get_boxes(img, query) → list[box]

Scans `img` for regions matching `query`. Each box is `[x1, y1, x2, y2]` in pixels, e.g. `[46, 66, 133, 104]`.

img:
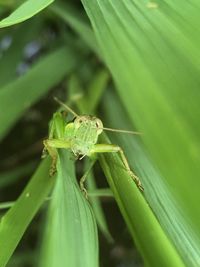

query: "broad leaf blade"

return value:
[40, 150, 98, 267]
[81, 1, 200, 266]
[103, 91, 200, 267]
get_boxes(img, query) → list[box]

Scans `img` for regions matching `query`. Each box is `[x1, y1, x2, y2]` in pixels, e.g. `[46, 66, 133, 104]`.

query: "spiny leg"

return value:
[117, 148, 144, 191]
[90, 144, 144, 191]
[43, 140, 58, 176]
[43, 139, 71, 176]
[42, 111, 70, 176]
[42, 112, 66, 159]
[80, 158, 97, 198]
[41, 121, 56, 159]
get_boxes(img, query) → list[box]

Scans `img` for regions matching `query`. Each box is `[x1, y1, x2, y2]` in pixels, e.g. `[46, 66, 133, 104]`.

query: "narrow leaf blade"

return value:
[0, 158, 53, 267]
[0, 46, 77, 141]
[0, 0, 54, 28]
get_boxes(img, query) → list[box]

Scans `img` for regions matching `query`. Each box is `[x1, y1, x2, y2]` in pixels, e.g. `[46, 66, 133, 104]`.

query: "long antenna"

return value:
[54, 97, 79, 117]
[102, 127, 141, 135]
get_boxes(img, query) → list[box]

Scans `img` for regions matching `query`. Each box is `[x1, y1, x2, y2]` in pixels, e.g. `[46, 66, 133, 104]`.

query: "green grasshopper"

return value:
[43, 98, 143, 194]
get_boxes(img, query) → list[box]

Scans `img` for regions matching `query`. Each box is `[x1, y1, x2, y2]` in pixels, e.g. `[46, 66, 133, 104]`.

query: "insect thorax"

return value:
[64, 115, 103, 157]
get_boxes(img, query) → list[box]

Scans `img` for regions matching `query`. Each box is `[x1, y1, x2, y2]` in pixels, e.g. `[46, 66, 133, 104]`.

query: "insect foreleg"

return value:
[90, 144, 143, 191]
[43, 139, 71, 176]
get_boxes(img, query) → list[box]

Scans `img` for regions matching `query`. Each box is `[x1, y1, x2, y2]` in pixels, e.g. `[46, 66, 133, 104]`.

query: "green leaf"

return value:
[84, 160, 113, 243]
[99, 133, 185, 267]
[102, 90, 200, 267]
[0, 17, 42, 87]
[0, 201, 15, 210]
[88, 188, 113, 198]
[86, 69, 109, 113]
[81, 1, 200, 266]
[0, 0, 54, 28]
[50, 2, 99, 56]
[39, 150, 98, 267]
[0, 46, 77, 141]
[0, 158, 54, 267]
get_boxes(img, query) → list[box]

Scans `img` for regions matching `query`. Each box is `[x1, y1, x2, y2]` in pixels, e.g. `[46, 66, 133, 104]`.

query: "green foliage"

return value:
[50, 2, 99, 55]
[0, 18, 42, 87]
[0, 1, 200, 267]
[0, 158, 53, 267]
[0, 46, 77, 141]
[39, 150, 98, 267]
[81, 1, 200, 266]
[0, 0, 54, 28]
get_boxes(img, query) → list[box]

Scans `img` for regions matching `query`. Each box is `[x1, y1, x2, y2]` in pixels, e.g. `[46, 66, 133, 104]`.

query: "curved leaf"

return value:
[0, 46, 77, 141]
[0, 158, 53, 267]
[81, 1, 200, 266]
[0, 0, 54, 28]
[39, 150, 98, 267]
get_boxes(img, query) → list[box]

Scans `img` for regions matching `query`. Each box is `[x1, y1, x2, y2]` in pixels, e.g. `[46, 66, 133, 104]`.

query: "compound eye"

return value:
[95, 118, 103, 134]
[74, 116, 84, 128]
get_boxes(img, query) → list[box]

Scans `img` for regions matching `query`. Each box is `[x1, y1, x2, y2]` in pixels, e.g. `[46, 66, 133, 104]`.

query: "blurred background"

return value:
[0, 1, 143, 266]
[1, 1, 200, 267]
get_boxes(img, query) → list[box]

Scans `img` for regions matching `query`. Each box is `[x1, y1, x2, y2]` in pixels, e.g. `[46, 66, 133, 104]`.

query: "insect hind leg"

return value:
[117, 148, 144, 191]
[91, 144, 144, 191]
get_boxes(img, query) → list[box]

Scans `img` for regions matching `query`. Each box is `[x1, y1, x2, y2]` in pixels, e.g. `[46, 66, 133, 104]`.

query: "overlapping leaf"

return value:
[0, 0, 54, 28]
[81, 1, 200, 266]
[39, 151, 98, 267]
